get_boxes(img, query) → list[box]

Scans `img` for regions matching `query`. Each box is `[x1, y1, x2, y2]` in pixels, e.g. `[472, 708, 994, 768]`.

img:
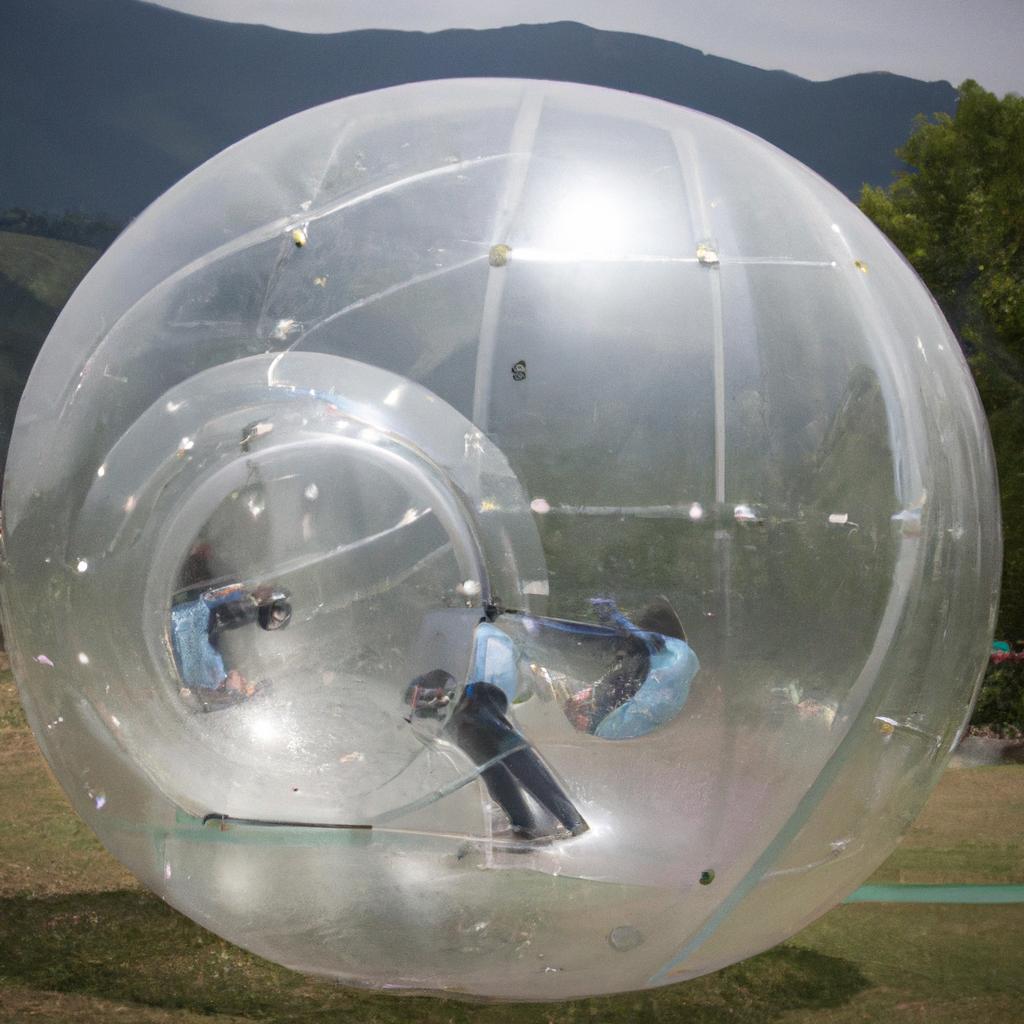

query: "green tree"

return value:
[860, 80, 1024, 639]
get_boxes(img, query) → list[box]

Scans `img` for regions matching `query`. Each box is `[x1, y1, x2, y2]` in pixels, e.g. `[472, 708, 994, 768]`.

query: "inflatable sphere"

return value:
[0, 79, 1000, 1000]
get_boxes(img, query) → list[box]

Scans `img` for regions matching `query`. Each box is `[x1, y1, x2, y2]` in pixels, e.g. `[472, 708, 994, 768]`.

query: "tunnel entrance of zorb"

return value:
[134, 353, 550, 832]
[169, 435, 480, 708]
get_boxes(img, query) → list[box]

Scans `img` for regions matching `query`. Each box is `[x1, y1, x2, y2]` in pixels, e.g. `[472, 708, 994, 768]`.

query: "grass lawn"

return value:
[1, 655, 1021, 1022]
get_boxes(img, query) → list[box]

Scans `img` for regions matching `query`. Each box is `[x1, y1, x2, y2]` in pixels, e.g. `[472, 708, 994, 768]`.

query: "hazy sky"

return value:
[148, 0, 1024, 96]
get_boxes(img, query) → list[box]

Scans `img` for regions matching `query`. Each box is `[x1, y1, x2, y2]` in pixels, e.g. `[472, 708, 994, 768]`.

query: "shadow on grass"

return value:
[0, 889, 869, 1022]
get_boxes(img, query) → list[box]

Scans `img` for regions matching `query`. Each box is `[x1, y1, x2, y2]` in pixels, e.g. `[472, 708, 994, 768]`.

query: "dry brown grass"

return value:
[867, 767, 1024, 884]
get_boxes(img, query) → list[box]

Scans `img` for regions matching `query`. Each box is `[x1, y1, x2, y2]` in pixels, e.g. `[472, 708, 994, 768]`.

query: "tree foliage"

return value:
[860, 81, 1024, 639]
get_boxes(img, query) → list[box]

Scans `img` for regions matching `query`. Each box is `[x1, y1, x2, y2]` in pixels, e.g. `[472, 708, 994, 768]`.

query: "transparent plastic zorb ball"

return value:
[0, 80, 1000, 999]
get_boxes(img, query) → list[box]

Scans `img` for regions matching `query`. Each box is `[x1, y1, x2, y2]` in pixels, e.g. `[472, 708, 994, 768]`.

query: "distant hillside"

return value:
[1, 0, 957, 220]
[0, 232, 100, 480]
[0, 209, 123, 252]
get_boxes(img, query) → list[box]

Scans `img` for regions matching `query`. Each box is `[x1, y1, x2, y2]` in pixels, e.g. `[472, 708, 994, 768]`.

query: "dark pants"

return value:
[450, 682, 588, 839]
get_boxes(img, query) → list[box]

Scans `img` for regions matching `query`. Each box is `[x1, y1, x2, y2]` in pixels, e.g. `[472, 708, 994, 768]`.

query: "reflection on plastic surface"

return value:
[0, 79, 1000, 1000]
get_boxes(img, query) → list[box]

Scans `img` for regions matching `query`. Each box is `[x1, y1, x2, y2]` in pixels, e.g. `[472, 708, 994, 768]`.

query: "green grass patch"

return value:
[0, 889, 870, 1023]
[0, 659, 135, 898]
[785, 903, 1024, 1021]
[3, 896, 1019, 1024]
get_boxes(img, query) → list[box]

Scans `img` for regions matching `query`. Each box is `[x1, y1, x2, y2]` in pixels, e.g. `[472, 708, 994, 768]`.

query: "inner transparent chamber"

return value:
[0, 80, 1000, 999]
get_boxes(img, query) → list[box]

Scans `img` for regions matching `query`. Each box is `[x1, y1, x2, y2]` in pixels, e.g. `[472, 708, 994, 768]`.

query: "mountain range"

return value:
[2, 0, 958, 220]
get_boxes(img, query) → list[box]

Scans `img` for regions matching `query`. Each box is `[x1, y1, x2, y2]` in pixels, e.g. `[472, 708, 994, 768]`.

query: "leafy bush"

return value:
[971, 659, 1024, 736]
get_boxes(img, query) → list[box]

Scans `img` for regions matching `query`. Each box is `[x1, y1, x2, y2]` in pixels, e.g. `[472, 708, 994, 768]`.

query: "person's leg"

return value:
[504, 748, 589, 836]
[478, 761, 540, 837]
[451, 682, 589, 838]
